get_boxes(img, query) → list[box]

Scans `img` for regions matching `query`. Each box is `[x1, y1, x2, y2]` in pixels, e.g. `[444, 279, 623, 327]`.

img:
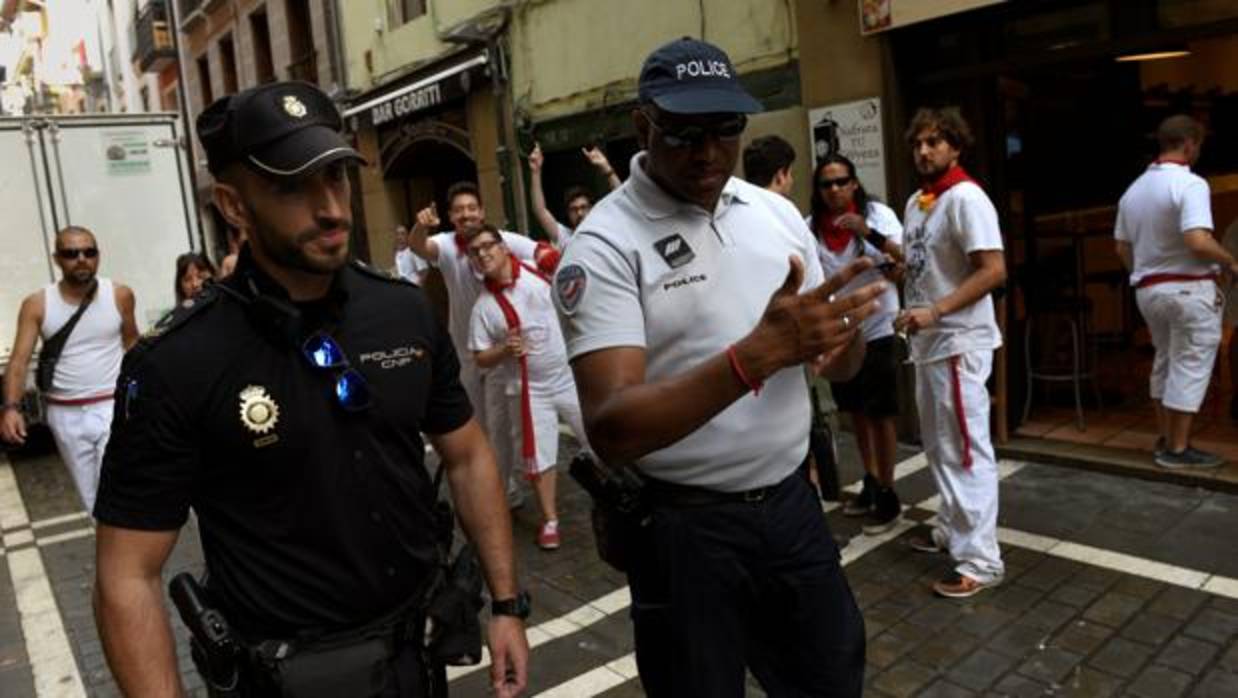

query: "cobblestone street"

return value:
[2, 428, 1237, 697]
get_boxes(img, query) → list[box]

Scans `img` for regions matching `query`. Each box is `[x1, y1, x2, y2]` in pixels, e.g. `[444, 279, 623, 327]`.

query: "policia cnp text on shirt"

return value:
[92, 82, 530, 698]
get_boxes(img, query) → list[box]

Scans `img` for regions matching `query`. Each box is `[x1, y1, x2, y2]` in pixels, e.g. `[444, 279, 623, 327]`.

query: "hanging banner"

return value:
[860, 0, 1006, 35]
[807, 98, 886, 203]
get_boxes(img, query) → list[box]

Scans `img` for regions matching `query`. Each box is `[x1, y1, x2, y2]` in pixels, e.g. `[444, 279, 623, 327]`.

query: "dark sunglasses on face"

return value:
[56, 247, 99, 260]
[302, 332, 372, 412]
[818, 176, 853, 190]
[643, 110, 747, 148]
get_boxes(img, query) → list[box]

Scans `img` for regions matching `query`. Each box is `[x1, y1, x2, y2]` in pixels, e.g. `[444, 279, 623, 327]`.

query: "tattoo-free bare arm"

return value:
[933, 250, 1007, 317]
[1115, 240, 1133, 272]
[429, 420, 517, 600]
[116, 285, 139, 350]
[95, 526, 185, 698]
[3, 294, 41, 407]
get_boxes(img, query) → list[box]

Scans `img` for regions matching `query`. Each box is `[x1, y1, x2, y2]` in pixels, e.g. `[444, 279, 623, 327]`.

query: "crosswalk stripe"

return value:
[0, 457, 87, 698]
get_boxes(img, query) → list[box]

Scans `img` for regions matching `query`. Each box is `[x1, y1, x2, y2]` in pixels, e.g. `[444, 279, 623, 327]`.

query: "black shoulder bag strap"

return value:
[36, 281, 99, 393]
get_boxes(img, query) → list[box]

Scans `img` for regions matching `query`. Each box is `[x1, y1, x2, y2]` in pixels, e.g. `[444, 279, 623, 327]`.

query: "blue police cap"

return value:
[637, 37, 763, 115]
[197, 81, 364, 178]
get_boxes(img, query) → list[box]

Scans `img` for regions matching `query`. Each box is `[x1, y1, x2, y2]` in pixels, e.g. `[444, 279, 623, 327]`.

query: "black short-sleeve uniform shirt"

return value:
[94, 253, 472, 637]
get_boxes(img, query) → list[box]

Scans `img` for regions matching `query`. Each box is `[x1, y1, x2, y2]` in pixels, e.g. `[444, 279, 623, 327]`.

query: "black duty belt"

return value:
[644, 467, 805, 508]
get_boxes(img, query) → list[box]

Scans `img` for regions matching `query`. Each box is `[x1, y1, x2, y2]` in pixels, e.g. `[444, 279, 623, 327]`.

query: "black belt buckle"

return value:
[742, 487, 769, 504]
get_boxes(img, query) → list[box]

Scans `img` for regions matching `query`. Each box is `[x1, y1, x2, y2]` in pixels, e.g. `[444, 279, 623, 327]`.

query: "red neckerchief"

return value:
[454, 232, 468, 254]
[1154, 157, 1190, 168]
[483, 257, 550, 478]
[917, 165, 975, 211]
[818, 201, 858, 253]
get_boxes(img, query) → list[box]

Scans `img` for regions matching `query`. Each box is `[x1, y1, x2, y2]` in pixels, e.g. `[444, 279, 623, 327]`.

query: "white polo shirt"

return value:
[1114, 162, 1215, 285]
[395, 248, 429, 284]
[901, 181, 1004, 363]
[810, 200, 904, 343]
[554, 152, 824, 492]
[429, 230, 540, 362]
[468, 269, 575, 398]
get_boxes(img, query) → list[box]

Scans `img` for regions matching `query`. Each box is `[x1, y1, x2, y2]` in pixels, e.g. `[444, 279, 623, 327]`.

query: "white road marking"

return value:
[0, 457, 87, 698]
[30, 511, 90, 530]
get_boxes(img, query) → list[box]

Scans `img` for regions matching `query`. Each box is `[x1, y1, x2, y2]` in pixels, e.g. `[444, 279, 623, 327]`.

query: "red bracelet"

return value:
[726, 345, 763, 395]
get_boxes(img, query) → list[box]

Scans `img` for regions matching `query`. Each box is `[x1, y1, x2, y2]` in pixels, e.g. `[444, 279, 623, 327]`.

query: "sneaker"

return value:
[537, 520, 561, 550]
[843, 474, 877, 517]
[908, 529, 944, 553]
[1153, 437, 1167, 458]
[1155, 447, 1224, 470]
[862, 486, 902, 535]
[933, 572, 1000, 598]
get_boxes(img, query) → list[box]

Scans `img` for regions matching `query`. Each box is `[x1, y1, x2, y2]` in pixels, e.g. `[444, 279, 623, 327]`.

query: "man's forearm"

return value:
[578, 351, 749, 465]
[95, 576, 185, 698]
[474, 347, 508, 370]
[446, 450, 517, 599]
[935, 260, 1006, 317]
[1186, 233, 1238, 267]
[3, 358, 28, 405]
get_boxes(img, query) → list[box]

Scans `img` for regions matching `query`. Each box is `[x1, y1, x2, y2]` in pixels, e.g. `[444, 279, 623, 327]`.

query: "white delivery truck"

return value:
[1, 112, 201, 418]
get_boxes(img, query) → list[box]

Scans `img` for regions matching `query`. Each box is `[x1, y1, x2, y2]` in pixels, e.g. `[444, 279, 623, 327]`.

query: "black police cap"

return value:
[197, 81, 364, 178]
[638, 37, 762, 115]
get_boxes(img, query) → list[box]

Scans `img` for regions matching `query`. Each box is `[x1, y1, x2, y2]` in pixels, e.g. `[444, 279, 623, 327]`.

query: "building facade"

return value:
[175, 0, 348, 258]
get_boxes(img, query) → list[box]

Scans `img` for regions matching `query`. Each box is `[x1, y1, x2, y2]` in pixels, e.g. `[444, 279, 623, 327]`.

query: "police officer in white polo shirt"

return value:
[554, 37, 883, 698]
[1115, 114, 1238, 468]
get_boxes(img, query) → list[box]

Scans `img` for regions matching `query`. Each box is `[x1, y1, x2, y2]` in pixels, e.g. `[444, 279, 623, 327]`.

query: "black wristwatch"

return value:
[491, 591, 531, 620]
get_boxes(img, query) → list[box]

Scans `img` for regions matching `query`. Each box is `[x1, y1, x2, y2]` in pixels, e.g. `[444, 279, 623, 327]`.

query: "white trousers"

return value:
[915, 351, 1004, 584]
[509, 386, 591, 476]
[482, 371, 519, 490]
[1136, 280, 1223, 413]
[45, 399, 114, 513]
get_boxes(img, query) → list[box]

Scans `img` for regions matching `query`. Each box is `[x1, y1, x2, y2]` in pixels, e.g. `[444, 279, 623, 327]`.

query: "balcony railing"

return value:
[287, 50, 318, 85]
[132, 0, 177, 73]
[178, 0, 203, 18]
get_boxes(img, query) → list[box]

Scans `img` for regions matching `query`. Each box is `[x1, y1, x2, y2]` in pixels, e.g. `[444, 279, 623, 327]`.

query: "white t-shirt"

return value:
[901, 181, 1004, 363]
[428, 230, 540, 362]
[394, 248, 428, 284]
[1114, 162, 1215, 285]
[554, 222, 574, 248]
[554, 152, 824, 492]
[810, 200, 903, 343]
[469, 267, 575, 398]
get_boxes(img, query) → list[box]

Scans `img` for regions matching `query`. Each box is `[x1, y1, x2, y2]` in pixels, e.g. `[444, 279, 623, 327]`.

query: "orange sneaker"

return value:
[933, 573, 999, 598]
[537, 520, 561, 550]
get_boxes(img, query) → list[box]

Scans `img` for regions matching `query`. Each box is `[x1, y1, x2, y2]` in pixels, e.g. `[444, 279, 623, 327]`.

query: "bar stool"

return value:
[1022, 296, 1103, 431]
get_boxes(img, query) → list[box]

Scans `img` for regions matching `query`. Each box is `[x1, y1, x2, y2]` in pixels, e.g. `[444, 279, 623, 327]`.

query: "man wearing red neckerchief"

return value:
[466, 225, 592, 551]
[407, 183, 556, 509]
[895, 107, 1007, 599]
[1115, 114, 1238, 469]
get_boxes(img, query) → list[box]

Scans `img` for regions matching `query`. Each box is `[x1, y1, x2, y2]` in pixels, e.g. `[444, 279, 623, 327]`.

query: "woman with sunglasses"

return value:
[808, 153, 905, 534]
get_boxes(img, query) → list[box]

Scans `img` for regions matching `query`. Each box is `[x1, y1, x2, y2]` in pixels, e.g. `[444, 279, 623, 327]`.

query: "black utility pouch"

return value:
[424, 544, 484, 666]
[590, 503, 638, 573]
[273, 636, 393, 698]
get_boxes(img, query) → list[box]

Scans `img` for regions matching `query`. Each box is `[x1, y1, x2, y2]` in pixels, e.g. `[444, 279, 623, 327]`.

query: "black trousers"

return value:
[626, 473, 866, 698]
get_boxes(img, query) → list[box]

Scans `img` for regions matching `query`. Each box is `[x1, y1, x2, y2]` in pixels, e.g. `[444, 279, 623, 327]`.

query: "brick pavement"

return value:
[2, 428, 1238, 697]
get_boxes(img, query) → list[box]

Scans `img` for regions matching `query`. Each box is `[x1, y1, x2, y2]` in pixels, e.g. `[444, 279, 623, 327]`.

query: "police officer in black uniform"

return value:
[93, 82, 530, 698]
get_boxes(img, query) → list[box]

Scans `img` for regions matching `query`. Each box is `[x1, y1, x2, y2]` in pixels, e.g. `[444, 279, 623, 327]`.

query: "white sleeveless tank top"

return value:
[40, 278, 124, 400]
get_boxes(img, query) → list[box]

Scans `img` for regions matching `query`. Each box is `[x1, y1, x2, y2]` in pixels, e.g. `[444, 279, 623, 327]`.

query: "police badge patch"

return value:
[653, 234, 695, 269]
[239, 385, 280, 446]
[556, 264, 587, 314]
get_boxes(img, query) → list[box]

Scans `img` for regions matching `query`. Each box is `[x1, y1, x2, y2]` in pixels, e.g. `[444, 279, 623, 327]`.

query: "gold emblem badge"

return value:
[239, 385, 280, 435]
[283, 95, 308, 118]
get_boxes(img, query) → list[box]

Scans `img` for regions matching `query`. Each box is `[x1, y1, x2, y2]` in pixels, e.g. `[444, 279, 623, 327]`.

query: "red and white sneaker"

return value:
[537, 520, 561, 550]
[933, 572, 1000, 598]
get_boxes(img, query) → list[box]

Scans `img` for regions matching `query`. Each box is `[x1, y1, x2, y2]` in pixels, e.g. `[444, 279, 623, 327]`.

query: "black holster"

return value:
[569, 454, 649, 574]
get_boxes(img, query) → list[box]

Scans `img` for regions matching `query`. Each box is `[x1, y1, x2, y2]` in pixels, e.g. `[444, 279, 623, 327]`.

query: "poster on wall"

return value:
[860, 0, 1006, 35]
[807, 98, 886, 203]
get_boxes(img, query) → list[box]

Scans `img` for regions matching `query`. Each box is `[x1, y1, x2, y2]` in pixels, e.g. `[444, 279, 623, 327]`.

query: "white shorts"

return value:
[1136, 280, 1223, 413]
[45, 399, 114, 513]
[510, 387, 589, 477]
